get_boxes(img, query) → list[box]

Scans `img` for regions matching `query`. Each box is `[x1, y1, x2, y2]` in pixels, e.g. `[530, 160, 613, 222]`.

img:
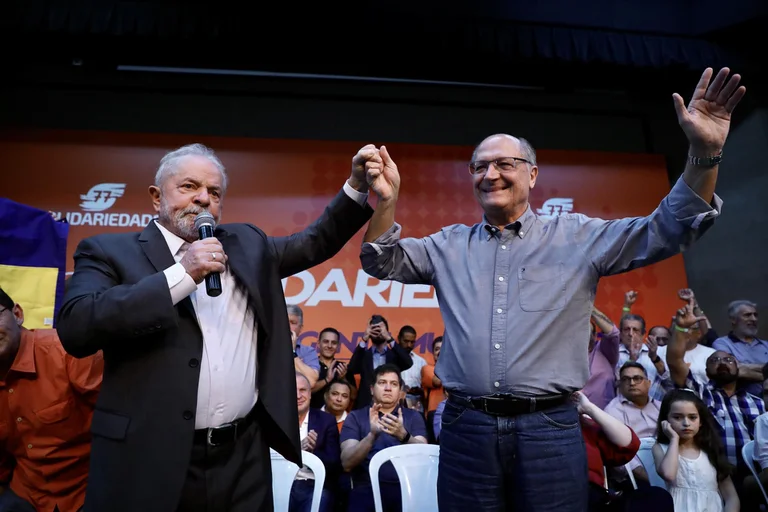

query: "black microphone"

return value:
[194, 211, 222, 297]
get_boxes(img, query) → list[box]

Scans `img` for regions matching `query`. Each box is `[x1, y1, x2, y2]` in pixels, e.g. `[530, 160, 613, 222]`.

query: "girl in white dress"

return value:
[652, 389, 740, 512]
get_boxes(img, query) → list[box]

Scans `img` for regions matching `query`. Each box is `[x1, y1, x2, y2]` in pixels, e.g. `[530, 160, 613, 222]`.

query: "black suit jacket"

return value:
[56, 189, 372, 512]
[306, 408, 341, 490]
[347, 342, 413, 409]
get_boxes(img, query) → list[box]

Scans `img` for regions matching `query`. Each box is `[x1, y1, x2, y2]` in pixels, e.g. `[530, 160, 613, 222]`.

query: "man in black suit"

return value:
[56, 143, 376, 512]
[290, 372, 340, 512]
[347, 314, 413, 409]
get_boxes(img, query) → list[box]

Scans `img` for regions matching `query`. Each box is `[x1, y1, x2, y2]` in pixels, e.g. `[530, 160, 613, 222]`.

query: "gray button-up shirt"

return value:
[360, 177, 722, 396]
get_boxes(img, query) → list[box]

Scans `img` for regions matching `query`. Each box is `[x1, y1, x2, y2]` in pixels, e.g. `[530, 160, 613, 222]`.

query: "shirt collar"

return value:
[154, 220, 187, 258]
[481, 205, 536, 241]
[728, 331, 764, 345]
[9, 329, 37, 376]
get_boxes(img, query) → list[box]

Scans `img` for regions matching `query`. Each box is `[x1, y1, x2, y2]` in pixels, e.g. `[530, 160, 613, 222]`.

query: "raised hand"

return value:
[180, 238, 228, 284]
[624, 290, 638, 307]
[365, 146, 401, 202]
[673, 67, 745, 154]
[675, 298, 707, 329]
[369, 404, 383, 436]
[678, 288, 695, 302]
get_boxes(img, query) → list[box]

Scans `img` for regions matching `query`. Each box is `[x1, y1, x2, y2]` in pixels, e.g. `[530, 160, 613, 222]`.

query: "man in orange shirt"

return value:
[0, 287, 102, 512]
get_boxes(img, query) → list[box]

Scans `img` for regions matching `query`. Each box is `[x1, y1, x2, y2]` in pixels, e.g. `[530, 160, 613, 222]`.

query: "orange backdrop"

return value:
[1, 129, 687, 363]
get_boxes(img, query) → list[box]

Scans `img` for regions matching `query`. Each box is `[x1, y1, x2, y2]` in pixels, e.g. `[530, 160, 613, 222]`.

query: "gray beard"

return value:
[158, 199, 218, 242]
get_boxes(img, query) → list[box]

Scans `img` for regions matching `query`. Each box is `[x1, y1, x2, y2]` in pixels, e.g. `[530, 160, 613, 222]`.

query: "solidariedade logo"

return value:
[50, 183, 155, 227]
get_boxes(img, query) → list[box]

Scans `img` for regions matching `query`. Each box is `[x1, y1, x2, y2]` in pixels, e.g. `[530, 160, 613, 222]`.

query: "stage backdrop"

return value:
[1, 129, 688, 363]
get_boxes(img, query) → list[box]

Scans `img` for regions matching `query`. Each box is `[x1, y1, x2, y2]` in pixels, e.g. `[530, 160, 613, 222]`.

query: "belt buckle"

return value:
[481, 395, 501, 415]
[207, 422, 236, 447]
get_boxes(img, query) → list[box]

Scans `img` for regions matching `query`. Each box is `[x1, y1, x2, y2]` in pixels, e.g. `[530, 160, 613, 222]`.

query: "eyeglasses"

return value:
[708, 356, 736, 364]
[468, 157, 531, 175]
[620, 375, 646, 384]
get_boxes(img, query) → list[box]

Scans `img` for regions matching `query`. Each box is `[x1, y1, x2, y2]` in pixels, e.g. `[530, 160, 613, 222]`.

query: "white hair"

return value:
[728, 300, 757, 320]
[155, 143, 228, 192]
[471, 134, 537, 166]
[287, 304, 304, 325]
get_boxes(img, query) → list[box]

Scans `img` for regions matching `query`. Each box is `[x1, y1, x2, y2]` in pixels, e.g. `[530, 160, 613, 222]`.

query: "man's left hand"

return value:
[380, 408, 407, 440]
[673, 67, 745, 155]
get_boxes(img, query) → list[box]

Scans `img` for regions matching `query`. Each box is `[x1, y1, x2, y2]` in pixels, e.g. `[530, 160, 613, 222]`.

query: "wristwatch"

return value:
[400, 431, 411, 444]
[687, 151, 722, 167]
[652, 355, 661, 364]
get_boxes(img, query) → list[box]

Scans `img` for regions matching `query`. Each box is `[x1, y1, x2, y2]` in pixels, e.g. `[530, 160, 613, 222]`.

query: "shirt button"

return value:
[182, 410, 194, 420]
[27, 444, 32, 449]
[501, 245, 507, 250]
[520, 231, 525, 236]
[496, 308, 502, 314]
[7, 389, 12, 393]
[495, 344, 501, 349]
[498, 276, 504, 282]
[494, 381, 500, 388]
[189, 358, 200, 368]
[16, 417, 22, 423]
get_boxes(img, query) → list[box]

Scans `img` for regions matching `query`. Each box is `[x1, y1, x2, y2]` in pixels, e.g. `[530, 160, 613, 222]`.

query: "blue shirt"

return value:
[340, 406, 427, 485]
[295, 343, 320, 372]
[361, 177, 721, 396]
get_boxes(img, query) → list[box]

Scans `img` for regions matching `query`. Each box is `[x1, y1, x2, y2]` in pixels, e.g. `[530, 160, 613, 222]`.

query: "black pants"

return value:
[588, 483, 674, 512]
[176, 419, 271, 512]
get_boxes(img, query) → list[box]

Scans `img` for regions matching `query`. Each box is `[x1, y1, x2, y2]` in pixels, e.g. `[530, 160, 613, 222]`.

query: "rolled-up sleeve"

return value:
[573, 176, 722, 277]
[360, 223, 435, 284]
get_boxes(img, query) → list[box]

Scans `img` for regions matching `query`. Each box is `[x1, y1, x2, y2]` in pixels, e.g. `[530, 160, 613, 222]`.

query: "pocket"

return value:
[518, 263, 566, 312]
[34, 399, 72, 424]
[91, 409, 131, 441]
[538, 406, 579, 429]
[441, 400, 468, 427]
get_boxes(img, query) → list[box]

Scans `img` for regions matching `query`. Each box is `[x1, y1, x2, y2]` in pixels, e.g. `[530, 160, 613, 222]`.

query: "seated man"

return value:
[322, 379, 352, 433]
[290, 372, 341, 512]
[288, 305, 321, 386]
[340, 363, 427, 512]
[605, 362, 661, 483]
[0, 286, 103, 512]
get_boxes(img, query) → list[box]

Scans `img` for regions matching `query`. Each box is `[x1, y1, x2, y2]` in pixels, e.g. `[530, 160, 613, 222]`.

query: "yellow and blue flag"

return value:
[0, 198, 69, 329]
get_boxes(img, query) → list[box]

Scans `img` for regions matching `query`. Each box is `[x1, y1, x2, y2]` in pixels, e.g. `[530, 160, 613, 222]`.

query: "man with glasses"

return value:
[357, 68, 744, 511]
[0, 286, 103, 512]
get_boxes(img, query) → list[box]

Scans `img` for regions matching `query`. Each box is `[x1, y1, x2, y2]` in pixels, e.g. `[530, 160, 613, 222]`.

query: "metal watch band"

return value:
[687, 151, 723, 167]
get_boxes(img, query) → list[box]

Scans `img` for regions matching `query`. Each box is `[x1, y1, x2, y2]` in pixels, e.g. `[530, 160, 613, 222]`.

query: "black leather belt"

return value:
[193, 407, 257, 447]
[449, 392, 570, 416]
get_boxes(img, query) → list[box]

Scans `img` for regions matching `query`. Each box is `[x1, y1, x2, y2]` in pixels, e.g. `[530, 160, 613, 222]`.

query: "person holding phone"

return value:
[346, 314, 414, 409]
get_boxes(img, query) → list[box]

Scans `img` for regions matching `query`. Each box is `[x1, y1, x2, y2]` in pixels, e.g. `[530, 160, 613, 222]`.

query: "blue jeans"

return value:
[438, 400, 588, 512]
[0, 489, 36, 512]
[288, 479, 333, 512]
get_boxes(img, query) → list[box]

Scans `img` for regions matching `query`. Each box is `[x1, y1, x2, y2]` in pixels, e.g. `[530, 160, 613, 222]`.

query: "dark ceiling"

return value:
[3, 0, 767, 95]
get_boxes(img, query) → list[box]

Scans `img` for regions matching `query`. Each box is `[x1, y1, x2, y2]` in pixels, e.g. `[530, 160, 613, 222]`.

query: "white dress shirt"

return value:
[159, 182, 369, 429]
[755, 412, 768, 470]
[401, 352, 428, 391]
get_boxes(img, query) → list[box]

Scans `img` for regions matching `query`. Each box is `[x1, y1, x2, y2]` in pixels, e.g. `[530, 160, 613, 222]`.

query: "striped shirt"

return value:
[686, 370, 765, 467]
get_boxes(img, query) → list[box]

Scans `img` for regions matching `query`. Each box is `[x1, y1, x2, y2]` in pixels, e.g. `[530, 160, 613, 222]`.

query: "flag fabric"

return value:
[0, 198, 69, 329]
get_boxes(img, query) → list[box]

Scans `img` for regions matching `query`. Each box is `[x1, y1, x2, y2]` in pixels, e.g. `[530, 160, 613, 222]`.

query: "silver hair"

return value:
[287, 304, 304, 325]
[154, 143, 228, 192]
[471, 134, 537, 166]
[728, 300, 758, 320]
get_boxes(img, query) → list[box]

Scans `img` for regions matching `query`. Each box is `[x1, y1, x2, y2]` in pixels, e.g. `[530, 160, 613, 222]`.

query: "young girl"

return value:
[652, 389, 740, 512]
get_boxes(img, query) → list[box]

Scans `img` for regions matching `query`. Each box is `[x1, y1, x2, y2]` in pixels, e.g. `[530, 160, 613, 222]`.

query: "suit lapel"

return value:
[138, 222, 196, 319]
[218, 228, 270, 335]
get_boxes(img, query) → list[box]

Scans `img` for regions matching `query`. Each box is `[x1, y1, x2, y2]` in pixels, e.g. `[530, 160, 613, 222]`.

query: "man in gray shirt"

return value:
[356, 67, 744, 512]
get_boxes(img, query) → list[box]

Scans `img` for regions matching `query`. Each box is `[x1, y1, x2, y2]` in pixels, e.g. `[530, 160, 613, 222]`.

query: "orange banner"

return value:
[2, 129, 688, 363]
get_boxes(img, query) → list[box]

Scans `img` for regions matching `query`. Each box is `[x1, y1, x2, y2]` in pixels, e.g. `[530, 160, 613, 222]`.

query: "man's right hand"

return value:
[369, 404, 383, 436]
[364, 145, 400, 202]
[624, 290, 638, 307]
[180, 238, 228, 284]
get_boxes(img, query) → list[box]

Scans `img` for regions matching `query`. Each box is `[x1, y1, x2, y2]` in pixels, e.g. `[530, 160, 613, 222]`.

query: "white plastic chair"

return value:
[270, 448, 326, 512]
[636, 437, 666, 488]
[368, 444, 440, 512]
[742, 440, 768, 506]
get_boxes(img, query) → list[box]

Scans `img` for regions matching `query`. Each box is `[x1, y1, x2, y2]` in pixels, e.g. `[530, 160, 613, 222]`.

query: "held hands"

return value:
[301, 430, 318, 452]
[180, 238, 228, 284]
[673, 67, 746, 155]
[661, 420, 679, 441]
[352, 144, 400, 202]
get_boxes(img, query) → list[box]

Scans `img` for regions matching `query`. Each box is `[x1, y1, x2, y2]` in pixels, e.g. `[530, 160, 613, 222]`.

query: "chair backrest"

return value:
[270, 449, 327, 512]
[636, 437, 666, 488]
[742, 440, 768, 506]
[368, 444, 440, 512]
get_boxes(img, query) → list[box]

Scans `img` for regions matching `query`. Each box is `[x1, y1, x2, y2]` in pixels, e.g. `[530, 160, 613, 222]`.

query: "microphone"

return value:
[194, 211, 222, 297]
